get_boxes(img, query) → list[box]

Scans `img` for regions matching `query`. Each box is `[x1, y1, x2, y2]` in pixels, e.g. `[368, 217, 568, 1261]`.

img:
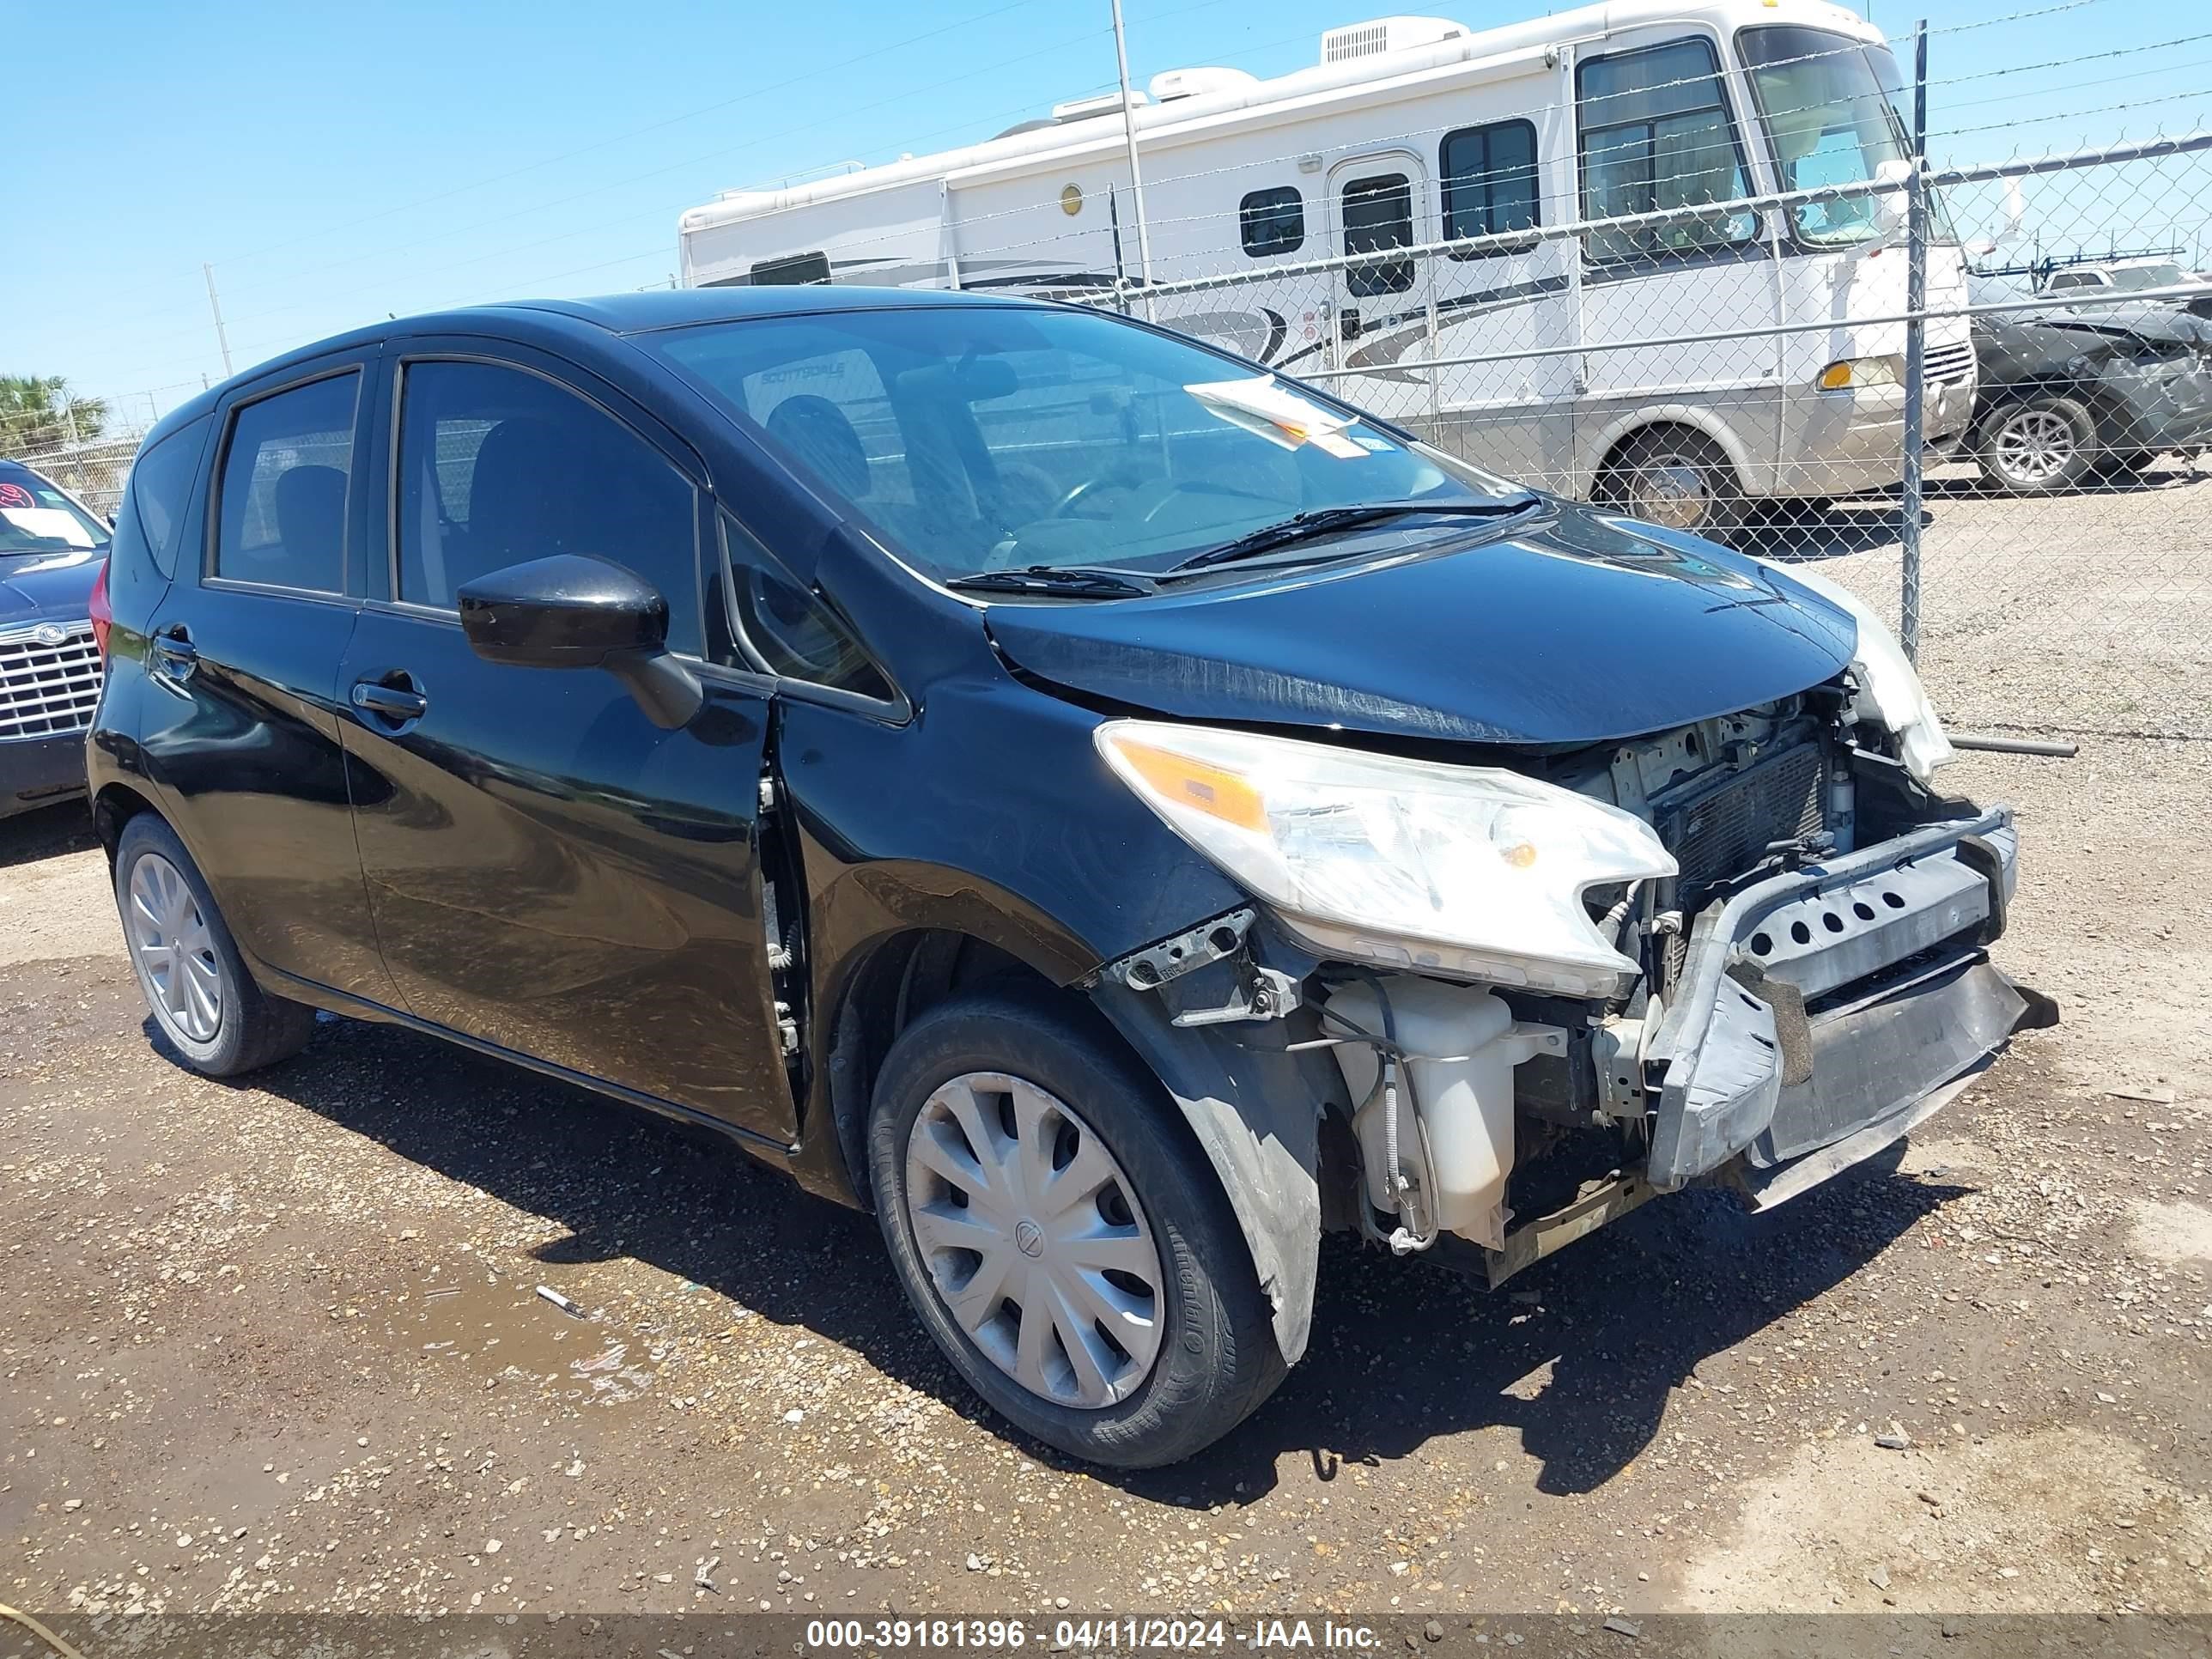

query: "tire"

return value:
[868, 987, 1285, 1468]
[113, 814, 318, 1077]
[1596, 426, 1747, 543]
[1975, 395, 2098, 494]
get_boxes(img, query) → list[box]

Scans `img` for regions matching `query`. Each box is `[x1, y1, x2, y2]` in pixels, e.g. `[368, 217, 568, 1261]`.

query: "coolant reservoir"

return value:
[1327, 977, 1547, 1250]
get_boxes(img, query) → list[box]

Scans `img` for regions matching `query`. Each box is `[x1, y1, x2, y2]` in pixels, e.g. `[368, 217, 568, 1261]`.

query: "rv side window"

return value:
[750, 252, 832, 286]
[1577, 37, 1755, 263]
[1239, 186, 1305, 258]
[1440, 120, 1540, 252]
[1341, 173, 1414, 297]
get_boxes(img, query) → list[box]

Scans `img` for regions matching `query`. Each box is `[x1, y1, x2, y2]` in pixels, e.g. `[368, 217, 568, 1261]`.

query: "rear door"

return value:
[137, 351, 398, 1002]
[335, 340, 790, 1141]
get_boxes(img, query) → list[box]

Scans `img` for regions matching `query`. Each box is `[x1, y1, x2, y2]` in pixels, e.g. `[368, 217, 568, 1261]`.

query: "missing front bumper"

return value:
[1644, 806, 2031, 1194]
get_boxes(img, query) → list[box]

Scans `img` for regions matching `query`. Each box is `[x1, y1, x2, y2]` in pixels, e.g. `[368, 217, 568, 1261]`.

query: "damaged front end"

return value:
[1089, 602, 2042, 1322]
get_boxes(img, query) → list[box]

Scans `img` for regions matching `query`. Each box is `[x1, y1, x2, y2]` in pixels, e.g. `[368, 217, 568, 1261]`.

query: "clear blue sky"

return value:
[7, 0, 2206, 426]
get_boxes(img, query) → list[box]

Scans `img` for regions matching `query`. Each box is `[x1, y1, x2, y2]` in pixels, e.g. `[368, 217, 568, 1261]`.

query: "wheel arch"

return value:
[1582, 407, 1758, 500]
[92, 780, 161, 866]
[805, 921, 1327, 1368]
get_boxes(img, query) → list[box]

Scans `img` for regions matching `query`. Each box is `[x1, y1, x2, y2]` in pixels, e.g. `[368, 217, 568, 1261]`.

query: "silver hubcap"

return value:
[903, 1073, 1164, 1410]
[1626, 458, 1713, 530]
[126, 853, 222, 1045]
[1996, 408, 2076, 483]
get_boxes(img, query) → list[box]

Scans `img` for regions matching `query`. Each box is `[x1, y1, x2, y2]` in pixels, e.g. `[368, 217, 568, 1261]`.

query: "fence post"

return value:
[1899, 19, 1930, 664]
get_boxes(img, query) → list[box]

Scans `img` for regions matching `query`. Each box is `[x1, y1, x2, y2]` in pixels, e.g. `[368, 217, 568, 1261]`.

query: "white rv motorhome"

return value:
[678, 0, 1978, 536]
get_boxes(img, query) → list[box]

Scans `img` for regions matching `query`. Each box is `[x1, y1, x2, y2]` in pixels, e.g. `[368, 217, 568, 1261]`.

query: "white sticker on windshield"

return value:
[0, 507, 98, 548]
[1183, 375, 1360, 454]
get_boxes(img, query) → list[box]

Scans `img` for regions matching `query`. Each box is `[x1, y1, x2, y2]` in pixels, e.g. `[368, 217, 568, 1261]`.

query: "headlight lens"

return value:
[1818, 356, 1902, 390]
[1759, 562, 1954, 783]
[1096, 720, 1676, 997]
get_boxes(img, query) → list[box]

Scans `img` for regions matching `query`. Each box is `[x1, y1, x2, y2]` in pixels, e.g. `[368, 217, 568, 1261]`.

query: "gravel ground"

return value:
[2, 735, 2208, 1643]
[1750, 458, 2212, 741]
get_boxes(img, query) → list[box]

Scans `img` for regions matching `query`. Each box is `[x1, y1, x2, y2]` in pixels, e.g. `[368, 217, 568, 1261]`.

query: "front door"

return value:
[336, 345, 790, 1141]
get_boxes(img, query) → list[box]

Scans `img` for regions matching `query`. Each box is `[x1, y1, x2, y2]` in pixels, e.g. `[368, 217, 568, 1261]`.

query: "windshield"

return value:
[645, 305, 1527, 586]
[2109, 263, 2186, 291]
[0, 464, 110, 556]
[1738, 27, 1954, 247]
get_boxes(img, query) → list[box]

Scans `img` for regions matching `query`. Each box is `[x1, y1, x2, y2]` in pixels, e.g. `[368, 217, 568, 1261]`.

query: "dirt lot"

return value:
[1747, 459, 2212, 742]
[3, 731, 2209, 1648]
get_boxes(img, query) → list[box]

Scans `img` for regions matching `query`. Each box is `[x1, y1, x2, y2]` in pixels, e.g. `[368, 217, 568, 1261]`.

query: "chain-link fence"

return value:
[1099, 127, 2212, 743]
[13, 433, 146, 520]
[684, 9, 2211, 742]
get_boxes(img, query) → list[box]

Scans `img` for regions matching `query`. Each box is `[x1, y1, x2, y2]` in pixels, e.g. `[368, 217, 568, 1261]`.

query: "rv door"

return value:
[1323, 151, 1437, 421]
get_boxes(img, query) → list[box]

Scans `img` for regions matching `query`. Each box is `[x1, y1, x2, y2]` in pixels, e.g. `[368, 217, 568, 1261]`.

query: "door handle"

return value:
[152, 628, 198, 680]
[351, 676, 428, 725]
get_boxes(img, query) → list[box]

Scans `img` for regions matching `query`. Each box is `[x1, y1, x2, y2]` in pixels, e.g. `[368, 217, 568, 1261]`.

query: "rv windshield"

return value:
[1739, 26, 1916, 247]
[647, 305, 1528, 587]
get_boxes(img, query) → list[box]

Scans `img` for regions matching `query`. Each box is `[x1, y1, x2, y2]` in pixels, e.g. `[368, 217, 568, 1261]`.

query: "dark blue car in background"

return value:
[1, 459, 110, 817]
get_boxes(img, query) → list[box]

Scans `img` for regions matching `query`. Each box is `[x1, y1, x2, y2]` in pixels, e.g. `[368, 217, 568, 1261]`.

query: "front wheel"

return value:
[1976, 395, 2098, 494]
[868, 988, 1284, 1468]
[114, 814, 317, 1076]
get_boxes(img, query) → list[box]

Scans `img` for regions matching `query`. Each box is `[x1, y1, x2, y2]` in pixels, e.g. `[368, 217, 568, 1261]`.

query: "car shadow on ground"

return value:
[212, 1012, 1962, 1509]
[1733, 497, 1918, 562]
[0, 799, 98, 870]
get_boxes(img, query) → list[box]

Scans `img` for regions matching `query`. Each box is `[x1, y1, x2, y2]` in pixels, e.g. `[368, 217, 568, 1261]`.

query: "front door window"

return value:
[396, 360, 703, 652]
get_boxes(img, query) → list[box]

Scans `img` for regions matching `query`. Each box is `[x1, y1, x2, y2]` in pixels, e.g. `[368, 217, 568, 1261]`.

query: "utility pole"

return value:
[203, 263, 234, 380]
[1899, 19, 1929, 664]
[1109, 0, 1155, 314]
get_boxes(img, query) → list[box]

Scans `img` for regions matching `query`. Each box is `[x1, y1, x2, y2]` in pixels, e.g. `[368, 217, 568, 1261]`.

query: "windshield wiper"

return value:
[1164, 497, 1540, 575]
[945, 564, 1153, 598]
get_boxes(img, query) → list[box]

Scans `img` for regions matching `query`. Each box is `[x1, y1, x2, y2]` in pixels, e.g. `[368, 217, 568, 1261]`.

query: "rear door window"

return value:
[214, 373, 359, 592]
[395, 359, 703, 654]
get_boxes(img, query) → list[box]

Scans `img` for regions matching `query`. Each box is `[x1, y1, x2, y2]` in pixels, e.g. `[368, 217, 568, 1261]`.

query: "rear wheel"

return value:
[1976, 395, 2097, 493]
[868, 987, 1284, 1468]
[1597, 426, 1747, 542]
[114, 815, 317, 1076]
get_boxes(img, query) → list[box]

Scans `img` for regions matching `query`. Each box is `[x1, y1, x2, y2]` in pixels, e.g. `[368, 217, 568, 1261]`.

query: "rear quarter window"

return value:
[112, 420, 209, 581]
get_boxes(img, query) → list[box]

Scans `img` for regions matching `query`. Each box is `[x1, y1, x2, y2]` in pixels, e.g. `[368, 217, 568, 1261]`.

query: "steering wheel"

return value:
[1052, 476, 1283, 522]
[1050, 474, 1139, 520]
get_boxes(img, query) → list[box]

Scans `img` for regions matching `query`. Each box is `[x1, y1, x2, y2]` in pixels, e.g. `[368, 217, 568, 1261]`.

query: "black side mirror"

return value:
[458, 553, 702, 731]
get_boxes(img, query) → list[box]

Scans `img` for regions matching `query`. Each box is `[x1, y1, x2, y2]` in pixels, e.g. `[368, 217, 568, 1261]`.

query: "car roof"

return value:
[143, 285, 1054, 448]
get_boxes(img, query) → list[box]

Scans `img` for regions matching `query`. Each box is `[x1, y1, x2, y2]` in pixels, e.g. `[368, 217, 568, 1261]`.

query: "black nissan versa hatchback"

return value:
[87, 287, 2035, 1468]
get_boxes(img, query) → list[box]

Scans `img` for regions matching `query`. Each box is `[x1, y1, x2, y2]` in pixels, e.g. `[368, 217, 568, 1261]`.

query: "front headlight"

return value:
[1759, 562, 1954, 784]
[1818, 356, 1902, 390]
[1096, 720, 1676, 998]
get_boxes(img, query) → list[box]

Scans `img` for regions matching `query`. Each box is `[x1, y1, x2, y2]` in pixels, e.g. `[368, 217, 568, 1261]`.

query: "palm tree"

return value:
[0, 376, 110, 453]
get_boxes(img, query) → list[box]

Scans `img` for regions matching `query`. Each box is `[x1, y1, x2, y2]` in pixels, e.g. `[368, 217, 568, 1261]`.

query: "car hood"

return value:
[0, 550, 105, 629]
[983, 506, 1858, 747]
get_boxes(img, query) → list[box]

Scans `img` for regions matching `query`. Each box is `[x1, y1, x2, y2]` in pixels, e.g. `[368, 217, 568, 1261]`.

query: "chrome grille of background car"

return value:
[0, 623, 103, 742]
[1653, 742, 1829, 977]
[1924, 340, 1976, 385]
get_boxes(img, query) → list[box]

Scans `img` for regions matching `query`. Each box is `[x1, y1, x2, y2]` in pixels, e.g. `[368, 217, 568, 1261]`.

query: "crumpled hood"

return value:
[985, 506, 1858, 746]
[0, 550, 104, 630]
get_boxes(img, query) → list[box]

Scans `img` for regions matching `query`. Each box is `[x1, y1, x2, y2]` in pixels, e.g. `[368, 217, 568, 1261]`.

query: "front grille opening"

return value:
[0, 626, 102, 742]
